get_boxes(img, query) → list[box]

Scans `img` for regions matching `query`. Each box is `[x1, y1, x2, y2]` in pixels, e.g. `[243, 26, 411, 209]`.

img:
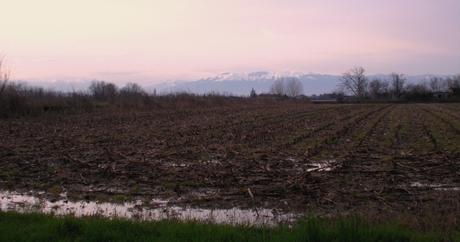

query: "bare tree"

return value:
[429, 77, 443, 92]
[89, 80, 119, 101]
[340, 67, 368, 99]
[270, 79, 285, 96]
[285, 77, 303, 97]
[250, 88, 257, 98]
[447, 75, 460, 96]
[120, 82, 145, 96]
[368, 79, 389, 99]
[0, 57, 10, 96]
[390, 73, 405, 99]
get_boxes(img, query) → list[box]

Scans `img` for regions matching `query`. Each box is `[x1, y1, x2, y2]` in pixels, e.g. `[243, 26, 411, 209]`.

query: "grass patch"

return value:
[0, 212, 456, 242]
[112, 194, 130, 203]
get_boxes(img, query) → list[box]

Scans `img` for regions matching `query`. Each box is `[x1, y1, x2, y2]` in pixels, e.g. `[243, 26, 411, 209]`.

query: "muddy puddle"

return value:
[0, 190, 300, 226]
[304, 159, 339, 172]
[286, 157, 340, 172]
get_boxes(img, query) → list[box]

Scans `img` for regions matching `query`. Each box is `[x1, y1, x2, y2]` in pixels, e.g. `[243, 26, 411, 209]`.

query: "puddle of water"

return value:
[200, 159, 222, 165]
[164, 162, 188, 168]
[410, 182, 460, 191]
[0, 190, 299, 226]
[286, 157, 339, 172]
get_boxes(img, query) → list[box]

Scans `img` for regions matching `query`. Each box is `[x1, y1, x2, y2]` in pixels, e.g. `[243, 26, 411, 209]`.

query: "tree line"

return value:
[1, 57, 460, 118]
[0, 78, 261, 117]
[339, 67, 460, 102]
[1, 75, 307, 118]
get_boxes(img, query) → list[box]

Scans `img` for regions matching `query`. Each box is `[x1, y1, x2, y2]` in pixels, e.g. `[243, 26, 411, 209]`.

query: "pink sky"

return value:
[1, 0, 459, 84]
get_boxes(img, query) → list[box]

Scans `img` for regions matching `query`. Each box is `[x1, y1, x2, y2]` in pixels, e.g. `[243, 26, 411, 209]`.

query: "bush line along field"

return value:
[1, 72, 460, 118]
[0, 212, 455, 242]
[1, 102, 459, 231]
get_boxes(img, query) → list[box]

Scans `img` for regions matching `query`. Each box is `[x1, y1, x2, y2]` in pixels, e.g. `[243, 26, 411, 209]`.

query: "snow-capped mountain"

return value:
[152, 72, 342, 96]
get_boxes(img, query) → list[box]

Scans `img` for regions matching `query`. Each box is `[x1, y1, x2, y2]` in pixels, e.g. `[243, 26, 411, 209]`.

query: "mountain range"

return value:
[151, 72, 444, 96]
[22, 72, 447, 96]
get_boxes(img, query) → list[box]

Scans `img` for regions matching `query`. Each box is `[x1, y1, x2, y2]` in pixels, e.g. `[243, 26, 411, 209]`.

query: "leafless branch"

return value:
[340, 67, 368, 99]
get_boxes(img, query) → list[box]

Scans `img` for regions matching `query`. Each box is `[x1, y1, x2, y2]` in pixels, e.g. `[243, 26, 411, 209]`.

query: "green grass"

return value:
[0, 212, 457, 242]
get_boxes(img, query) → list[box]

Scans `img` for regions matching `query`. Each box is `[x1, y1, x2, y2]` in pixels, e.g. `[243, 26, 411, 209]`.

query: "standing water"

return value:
[0, 190, 300, 227]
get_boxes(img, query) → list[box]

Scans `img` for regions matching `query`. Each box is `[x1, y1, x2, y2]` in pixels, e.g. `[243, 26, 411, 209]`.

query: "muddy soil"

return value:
[1, 103, 459, 228]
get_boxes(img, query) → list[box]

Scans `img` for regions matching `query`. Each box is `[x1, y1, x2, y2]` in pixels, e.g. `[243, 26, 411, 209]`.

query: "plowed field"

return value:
[1, 103, 459, 225]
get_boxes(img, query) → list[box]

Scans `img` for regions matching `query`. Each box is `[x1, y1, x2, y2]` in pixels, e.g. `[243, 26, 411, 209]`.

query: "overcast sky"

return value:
[1, 0, 459, 84]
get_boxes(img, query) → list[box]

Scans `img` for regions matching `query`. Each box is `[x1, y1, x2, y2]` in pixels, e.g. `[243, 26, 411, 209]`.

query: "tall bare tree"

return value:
[270, 79, 285, 96]
[340, 67, 368, 99]
[249, 88, 257, 98]
[368, 79, 389, 99]
[89, 80, 119, 101]
[120, 82, 145, 96]
[447, 75, 460, 96]
[285, 77, 303, 97]
[429, 77, 443, 92]
[390, 73, 405, 99]
[0, 57, 10, 96]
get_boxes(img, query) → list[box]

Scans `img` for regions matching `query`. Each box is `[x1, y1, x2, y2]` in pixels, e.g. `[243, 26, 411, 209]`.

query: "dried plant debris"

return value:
[1, 103, 459, 227]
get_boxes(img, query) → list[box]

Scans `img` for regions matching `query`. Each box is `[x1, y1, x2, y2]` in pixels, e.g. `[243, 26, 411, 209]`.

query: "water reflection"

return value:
[0, 190, 299, 226]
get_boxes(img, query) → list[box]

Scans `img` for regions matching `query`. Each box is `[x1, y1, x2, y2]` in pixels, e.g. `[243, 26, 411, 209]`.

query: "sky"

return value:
[1, 0, 460, 84]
